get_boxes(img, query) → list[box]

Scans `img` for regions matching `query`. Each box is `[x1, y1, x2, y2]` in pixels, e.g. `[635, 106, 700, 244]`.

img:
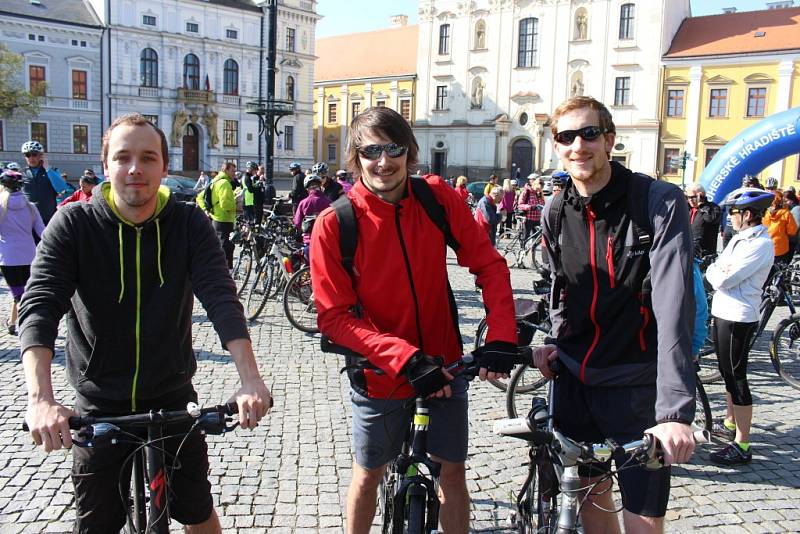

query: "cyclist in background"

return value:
[293, 173, 331, 260]
[705, 188, 774, 465]
[311, 106, 518, 534]
[20, 113, 271, 534]
[197, 161, 237, 270]
[550, 170, 569, 196]
[289, 162, 307, 207]
[761, 189, 797, 264]
[517, 173, 546, 240]
[685, 183, 721, 258]
[20, 140, 68, 225]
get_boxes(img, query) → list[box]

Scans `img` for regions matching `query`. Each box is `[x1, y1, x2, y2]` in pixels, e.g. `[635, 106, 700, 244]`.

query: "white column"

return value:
[770, 60, 795, 183]
[316, 88, 325, 162]
[390, 80, 399, 110]
[683, 65, 703, 184]
[339, 84, 349, 165]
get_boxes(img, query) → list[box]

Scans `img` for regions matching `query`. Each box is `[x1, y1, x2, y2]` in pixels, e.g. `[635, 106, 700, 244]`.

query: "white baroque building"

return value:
[87, 0, 318, 175]
[414, 0, 690, 180]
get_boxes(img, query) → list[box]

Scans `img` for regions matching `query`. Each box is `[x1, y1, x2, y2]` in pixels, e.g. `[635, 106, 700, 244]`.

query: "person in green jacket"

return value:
[197, 161, 237, 269]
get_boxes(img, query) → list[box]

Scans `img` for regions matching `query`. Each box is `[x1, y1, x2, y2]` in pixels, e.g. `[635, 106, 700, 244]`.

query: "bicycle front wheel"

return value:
[506, 363, 548, 418]
[378, 467, 398, 534]
[536, 461, 560, 534]
[232, 244, 254, 296]
[770, 316, 800, 390]
[696, 316, 722, 384]
[694, 377, 712, 433]
[245, 259, 276, 321]
[406, 492, 426, 534]
[283, 266, 319, 334]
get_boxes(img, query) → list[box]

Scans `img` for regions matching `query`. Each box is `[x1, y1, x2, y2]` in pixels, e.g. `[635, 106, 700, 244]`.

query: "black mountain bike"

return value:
[23, 402, 243, 533]
[495, 381, 710, 534]
[324, 339, 533, 534]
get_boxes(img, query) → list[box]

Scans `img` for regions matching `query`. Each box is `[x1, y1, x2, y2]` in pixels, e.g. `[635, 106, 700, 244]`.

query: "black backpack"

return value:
[320, 177, 464, 368]
[201, 178, 220, 215]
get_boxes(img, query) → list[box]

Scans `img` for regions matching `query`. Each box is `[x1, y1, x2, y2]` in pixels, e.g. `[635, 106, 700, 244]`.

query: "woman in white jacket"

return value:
[705, 187, 775, 465]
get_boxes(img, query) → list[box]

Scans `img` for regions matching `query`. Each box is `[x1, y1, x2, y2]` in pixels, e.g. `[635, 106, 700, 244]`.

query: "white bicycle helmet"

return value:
[304, 173, 322, 189]
[765, 176, 779, 190]
[21, 140, 44, 154]
[6, 162, 20, 171]
[311, 162, 328, 175]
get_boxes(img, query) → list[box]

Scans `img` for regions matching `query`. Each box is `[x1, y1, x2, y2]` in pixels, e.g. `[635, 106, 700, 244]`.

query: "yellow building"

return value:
[313, 18, 417, 170]
[659, 7, 800, 188]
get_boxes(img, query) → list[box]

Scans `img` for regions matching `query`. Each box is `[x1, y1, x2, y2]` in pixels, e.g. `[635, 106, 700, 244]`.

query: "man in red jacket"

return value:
[310, 107, 518, 534]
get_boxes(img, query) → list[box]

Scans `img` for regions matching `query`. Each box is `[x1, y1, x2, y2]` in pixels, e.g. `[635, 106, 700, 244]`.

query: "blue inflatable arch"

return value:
[699, 106, 800, 204]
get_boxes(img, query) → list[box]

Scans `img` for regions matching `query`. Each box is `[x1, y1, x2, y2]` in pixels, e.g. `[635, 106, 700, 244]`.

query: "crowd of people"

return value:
[7, 94, 796, 534]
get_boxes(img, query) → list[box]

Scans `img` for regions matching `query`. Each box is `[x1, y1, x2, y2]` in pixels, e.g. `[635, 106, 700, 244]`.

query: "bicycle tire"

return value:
[378, 467, 398, 534]
[513, 464, 536, 534]
[770, 316, 800, 390]
[694, 376, 712, 433]
[245, 259, 276, 321]
[283, 266, 319, 334]
[528, 233, 544, 271]
[506, 363, 549, 418]
[232, 244, 254, 296]
[697, 317, 722, 384]
[536, 461, 559, 534]
[501, 237, 523, 269]
[473, 318, 508, 392]
[406, 492, 426, 534]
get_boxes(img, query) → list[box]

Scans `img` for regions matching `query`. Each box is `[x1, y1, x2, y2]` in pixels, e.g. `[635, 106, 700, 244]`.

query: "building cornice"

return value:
[0, 13, 103, 34]
[112, 25, 263, 53]
[314, 74, 416, 86]
[663, 49, 800, 64]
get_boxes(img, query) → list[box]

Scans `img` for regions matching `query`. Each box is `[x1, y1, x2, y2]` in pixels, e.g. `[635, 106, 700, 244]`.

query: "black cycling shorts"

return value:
[713, 316, 757, 406]
[71, 398, 213, 533]
[553, 369, 670, 518]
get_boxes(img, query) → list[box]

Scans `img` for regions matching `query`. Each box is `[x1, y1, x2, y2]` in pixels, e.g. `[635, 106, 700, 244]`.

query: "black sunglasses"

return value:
[357, 143, 408, 160]
[554, 126, 606, 145]
[728, 208, 743, 215]
[24, 152, 40, 157]
[685, 195, 698, 200]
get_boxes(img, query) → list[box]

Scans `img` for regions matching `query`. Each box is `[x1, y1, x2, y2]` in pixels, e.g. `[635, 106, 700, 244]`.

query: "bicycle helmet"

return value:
[288, 162, 302, 171]
[246, 161, 258, 170]
[6, 162, 20, 171]
[0, 170, 24, 192]
[21, 141, 44, 154]
[721, 187, 774, 212]
[551, 171, 569, 188]
[741, 174, 762, 189]
[765, 176, 779, 190]
[304, 173, 322, 189]
[311, 162, 329, 176]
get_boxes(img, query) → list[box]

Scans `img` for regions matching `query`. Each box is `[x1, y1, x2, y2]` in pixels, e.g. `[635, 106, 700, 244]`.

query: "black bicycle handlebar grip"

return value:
[22, 416, 84, 432]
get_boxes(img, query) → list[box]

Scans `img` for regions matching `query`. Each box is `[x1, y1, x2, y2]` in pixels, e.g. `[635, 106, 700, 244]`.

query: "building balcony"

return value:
[70, 99, 89, 110]
[138, 86, 161, 98]
[221, 94, 241, 105]
[178, 88, 215, 103]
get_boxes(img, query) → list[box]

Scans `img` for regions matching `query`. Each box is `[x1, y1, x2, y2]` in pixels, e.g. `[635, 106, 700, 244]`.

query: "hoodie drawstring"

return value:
[155, 218, 164, 287]
[117, 223, 125, 303]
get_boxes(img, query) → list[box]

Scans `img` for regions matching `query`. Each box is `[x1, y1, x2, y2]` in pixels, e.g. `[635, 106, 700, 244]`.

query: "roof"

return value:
[315, 25, 418, 82]
[202, 0, 262, 14]
[0, 0, 101, 27]
[665, 7, 800, 58]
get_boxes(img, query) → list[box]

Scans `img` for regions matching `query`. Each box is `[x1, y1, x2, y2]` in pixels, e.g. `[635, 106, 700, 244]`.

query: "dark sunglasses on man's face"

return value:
[357, 143, 408, 160]
[685, 195, 698, 200]
[24, 152, 40, 158]
[554, 126, 606, 145]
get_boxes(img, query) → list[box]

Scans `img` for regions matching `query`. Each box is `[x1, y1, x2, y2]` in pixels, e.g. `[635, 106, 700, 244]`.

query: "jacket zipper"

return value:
[131, 227, 142, 411]
[579, 206, 602, 383]
[638, 292, 650, 351]
[394, 205, 425, 352]
[606, 234, 615, 288]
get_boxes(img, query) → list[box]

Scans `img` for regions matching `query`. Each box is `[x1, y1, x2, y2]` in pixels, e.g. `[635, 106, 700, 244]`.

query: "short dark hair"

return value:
[550, 96, 616, 137]
[345, 107, 418, 178]
[102, 113, 169, 170]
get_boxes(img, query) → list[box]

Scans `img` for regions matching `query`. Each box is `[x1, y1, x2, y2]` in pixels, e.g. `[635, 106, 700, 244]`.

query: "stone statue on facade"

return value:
[576, 12, 588, 40]
[203, 108, 219, 148]
[471, 77, 484, 109]
[171, 108, 188, 146]
[475, 24, 486, 49]
[571, 77, 584, 97]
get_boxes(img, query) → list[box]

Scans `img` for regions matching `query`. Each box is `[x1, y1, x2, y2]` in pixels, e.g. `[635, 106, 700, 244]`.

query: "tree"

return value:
[0, 43, 42, 119]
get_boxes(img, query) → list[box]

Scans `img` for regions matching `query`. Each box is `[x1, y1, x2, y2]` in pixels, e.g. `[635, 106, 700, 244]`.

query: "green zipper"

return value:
[130, 227, 142, 411]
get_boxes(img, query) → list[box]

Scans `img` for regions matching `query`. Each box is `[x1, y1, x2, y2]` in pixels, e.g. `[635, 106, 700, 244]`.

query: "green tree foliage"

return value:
[0, 43, 42, 119]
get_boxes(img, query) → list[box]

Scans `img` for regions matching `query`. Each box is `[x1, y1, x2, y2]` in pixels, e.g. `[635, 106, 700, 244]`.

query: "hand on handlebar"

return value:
[25, 399, 76, 453]
[404, 352, 453, 399]
[474, 340, 517, 381]
[645, 421, 697, 465]
[533, 344, 559, 379]
[229, 378, 272, 430]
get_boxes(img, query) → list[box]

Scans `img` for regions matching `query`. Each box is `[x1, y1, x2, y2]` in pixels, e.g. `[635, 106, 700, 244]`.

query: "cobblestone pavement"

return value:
[1, 257, 799, 533]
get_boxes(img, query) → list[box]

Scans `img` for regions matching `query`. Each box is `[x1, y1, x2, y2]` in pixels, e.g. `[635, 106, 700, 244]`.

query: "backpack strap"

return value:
[331, 195, 358, 277]
[411, 177, 460, 251]
[547, 190, 568, 277]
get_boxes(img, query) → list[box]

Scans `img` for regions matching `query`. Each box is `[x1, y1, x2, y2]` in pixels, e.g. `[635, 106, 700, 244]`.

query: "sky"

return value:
[315, 0, 784, 38]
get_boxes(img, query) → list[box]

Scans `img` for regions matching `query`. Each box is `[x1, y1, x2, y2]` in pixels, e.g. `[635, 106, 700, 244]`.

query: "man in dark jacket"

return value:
[20, 113, 272, 533]
[686, 182, 721, 258]
[20, 140, 68, 225]
[288, 161, 307, 207]
[533, 97, 697, 534]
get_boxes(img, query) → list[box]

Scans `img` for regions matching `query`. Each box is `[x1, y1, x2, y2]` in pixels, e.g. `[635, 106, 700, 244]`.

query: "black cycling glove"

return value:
[403, 352, 450, 398]
[475, 340, 518, 374]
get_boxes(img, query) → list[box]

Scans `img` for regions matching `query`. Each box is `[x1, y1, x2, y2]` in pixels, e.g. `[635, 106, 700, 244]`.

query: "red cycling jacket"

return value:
[310, 175, 517, 399]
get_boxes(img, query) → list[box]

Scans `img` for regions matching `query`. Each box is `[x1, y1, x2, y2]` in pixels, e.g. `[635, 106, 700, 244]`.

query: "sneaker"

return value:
[710, 442, 752, 465]
[5, 321, 15, 336]
[711, 418, 735, 442]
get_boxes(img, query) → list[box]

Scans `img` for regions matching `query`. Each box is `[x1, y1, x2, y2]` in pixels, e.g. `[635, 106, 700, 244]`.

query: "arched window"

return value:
[517, 17, 538, 68]
[140, 48, 158, 87]
[474, 19, 486, 49]
[286, 75, 295, 101]
[183, 53, 200, 90]
[223, 59, 238, 95]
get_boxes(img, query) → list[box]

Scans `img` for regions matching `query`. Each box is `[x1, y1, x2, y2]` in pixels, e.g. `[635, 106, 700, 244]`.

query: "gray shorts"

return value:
[350, 378, 470, 469]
